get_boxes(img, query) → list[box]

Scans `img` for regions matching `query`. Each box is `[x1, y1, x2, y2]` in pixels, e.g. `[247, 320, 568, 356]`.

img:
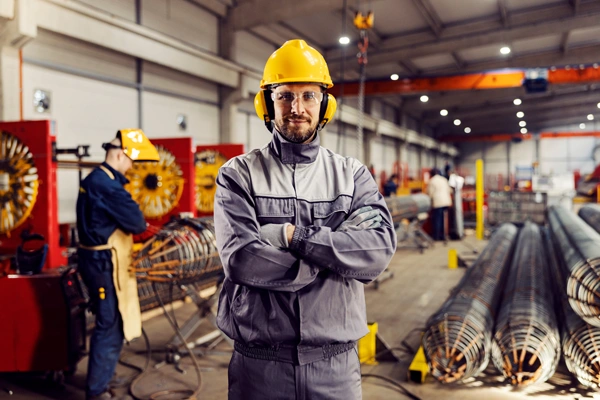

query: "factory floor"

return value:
[2, 232, 600, 400]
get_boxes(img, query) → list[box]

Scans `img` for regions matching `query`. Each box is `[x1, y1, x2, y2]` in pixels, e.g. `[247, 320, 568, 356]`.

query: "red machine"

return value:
[126, 137, 197, 227]
[0, 268, 86, 373]
[0, 120, 66, 270]
[195, 143, 245, 217]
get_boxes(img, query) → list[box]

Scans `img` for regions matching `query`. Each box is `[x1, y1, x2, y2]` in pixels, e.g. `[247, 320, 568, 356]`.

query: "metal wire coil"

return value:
[422, 223, 518, 383]
[134, 217, 222, 286]
[491, 222, 560, 386]
[384, 194, 431, 222]
[543, 227, 600, 388]
[548, 205, 600, 327]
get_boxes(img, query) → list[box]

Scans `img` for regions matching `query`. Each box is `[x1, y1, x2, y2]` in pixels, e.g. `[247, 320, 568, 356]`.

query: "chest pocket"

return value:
[313, 196, 352, 227]
[255, 197, 295, 225]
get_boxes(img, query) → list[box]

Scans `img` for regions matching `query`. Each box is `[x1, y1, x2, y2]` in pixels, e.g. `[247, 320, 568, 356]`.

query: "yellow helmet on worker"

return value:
[260, 39, 334, 89]
[255, 39, 337, 130]
[105, 129, 160, 162]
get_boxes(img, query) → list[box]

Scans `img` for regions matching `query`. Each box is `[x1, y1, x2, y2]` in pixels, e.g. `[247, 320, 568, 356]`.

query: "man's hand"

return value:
[260, 223, 292, 248]
[337, 206, 382, 232]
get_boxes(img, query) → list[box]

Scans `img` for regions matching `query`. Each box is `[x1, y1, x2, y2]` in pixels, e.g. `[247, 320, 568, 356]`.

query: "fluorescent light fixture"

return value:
[513, 98, 522, 106]
[588, 114, 594, 121]
[420, 95, 429, 103]
[464, 127, 471, 133]
[454, 119, 461, 126]
[440, 109, 448, 116]
[516, 111, 524, 118]
[519, 121, 527, 127]
[339, 36, 350, 45]
[390, 74, 399, 81]
[520, 128, 527, 134]
[500, 46, 511, 55]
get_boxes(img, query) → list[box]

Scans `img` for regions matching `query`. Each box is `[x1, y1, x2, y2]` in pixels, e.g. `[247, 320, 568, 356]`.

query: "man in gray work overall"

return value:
[214, 39, 397, 399]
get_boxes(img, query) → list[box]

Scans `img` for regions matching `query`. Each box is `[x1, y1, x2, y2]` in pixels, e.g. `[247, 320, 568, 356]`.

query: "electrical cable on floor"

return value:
[124, 283, 203, 400]
[361, 374, 421, 400]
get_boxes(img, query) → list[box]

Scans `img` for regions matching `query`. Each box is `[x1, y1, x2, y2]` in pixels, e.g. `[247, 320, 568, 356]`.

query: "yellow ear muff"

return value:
[254, 91, 269, 122]
[318, 93, 337, 129]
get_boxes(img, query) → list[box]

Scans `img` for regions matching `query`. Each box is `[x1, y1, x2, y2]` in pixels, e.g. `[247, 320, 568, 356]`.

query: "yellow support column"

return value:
[476, 159, 484, 240]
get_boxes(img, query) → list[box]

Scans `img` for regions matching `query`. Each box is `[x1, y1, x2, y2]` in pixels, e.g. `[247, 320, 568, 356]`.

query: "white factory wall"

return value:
[457, 136, 598, 181]
[22, 63, 138, 224]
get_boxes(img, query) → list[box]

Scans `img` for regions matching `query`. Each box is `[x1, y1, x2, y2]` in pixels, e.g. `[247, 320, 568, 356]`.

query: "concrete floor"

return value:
[2, 232, 600, 399]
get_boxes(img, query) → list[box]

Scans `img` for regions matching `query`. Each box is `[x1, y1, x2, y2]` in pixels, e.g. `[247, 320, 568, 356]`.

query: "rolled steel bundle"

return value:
[578, 204, 600, 233]
[548, 205, 600, 327]
[491, 222, 560, 387]
[134, 216, 222, 287]
[422, 223, 518, 383]
[543, 228, 600, 388]
[384, 194, 431, 223]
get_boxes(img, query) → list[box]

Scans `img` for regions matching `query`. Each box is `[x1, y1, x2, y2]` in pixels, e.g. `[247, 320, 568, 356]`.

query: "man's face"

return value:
[272, 83, 323, 144]
[117, 151, 134, 174]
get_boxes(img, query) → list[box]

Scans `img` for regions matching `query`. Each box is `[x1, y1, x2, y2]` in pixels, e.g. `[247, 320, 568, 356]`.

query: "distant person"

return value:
[444, 162, 451, 179]
[427, 168, 452, 241]
[383, 174, 399, 197]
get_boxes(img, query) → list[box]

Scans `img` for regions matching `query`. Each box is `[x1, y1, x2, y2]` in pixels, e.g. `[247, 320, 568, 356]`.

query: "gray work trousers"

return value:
[228, 347, 362, 400]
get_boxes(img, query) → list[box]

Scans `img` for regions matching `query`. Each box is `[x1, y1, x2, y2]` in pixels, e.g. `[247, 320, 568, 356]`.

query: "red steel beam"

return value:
[440, 131, 600, 143]
[329, 66, 600, 97]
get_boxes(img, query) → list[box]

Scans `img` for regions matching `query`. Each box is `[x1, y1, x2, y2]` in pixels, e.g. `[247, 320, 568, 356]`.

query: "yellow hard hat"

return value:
[260, 39, 333, 89]
[117, 129, 160, 162]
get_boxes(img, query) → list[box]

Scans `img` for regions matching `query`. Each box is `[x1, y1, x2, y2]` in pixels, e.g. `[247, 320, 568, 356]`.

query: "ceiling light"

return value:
[440, 109, 448, 116]
[420, 95, 429, 103]
[464, 127, 471, 134]
[519, 121, 527, 127]
[516, 111, 524, 118]
[454, 119, 461, 126]
[513, 98, 522, 106]
[521, 128, 528, 134]
[390, 74, 399, 81]
[588, 114, 594, 121]
[500, 46, 511, 55]
[580, 123, 586, 129]
[597, 102, 600, 108]
[339, 36, 350, 45]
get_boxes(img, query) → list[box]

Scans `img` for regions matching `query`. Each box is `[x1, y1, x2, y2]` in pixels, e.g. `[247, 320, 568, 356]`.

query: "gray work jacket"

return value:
[214, 130, 397, 356]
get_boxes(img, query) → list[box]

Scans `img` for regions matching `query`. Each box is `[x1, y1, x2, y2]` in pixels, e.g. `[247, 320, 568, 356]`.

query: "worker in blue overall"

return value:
[214, 40, 397, 399]
[77, 129, 159, 400]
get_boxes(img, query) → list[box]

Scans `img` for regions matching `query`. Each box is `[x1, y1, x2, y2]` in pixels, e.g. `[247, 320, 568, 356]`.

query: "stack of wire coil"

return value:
[491, 222, 560, 386]
[578, 204, 600, 235]
[134, 217, 223, 310]
[548, 205, 600, 327]
[543, 227, 600, 388]
[384, 194, 431, 223]
[422, 223, 518, 383]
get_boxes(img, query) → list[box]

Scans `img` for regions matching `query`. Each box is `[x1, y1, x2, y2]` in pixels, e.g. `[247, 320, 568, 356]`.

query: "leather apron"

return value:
[79, 165, 142, 342]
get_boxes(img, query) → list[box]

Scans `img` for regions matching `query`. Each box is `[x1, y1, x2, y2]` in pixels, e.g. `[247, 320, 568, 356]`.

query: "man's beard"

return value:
[275, 115, 318, 143]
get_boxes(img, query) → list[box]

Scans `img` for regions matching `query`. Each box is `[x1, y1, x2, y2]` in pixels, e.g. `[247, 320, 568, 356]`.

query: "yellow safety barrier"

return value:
[448, 248, 458, 269]
[358, 322, 379, 365]
[408, 345, 429, 383]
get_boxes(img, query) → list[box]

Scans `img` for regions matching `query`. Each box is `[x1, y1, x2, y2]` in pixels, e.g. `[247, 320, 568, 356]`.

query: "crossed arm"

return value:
[214, 165, 397, 291]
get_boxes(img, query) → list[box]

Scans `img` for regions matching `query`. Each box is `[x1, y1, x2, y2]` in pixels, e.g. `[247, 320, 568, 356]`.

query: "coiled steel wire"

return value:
[578, 204, 600, 234]
[491, 222, 560, 386]
[422, 223, 518, 383]
[384, 194, 431, 223]
[543, 227, 600, 388]
[134, 217, 223, 311]
[548, 205, 600, 327]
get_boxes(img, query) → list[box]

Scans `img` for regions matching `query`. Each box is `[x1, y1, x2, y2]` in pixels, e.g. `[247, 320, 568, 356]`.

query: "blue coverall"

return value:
[76, 162, 146, 398]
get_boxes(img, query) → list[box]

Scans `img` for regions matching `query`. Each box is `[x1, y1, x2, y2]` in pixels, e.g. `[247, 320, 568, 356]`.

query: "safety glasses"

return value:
[271, 91, 323, 107]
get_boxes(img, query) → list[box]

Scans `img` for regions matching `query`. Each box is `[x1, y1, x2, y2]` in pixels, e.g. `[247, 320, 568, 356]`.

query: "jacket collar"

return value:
[269, 129, 320, 164]
[101, 162, 129, 185]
